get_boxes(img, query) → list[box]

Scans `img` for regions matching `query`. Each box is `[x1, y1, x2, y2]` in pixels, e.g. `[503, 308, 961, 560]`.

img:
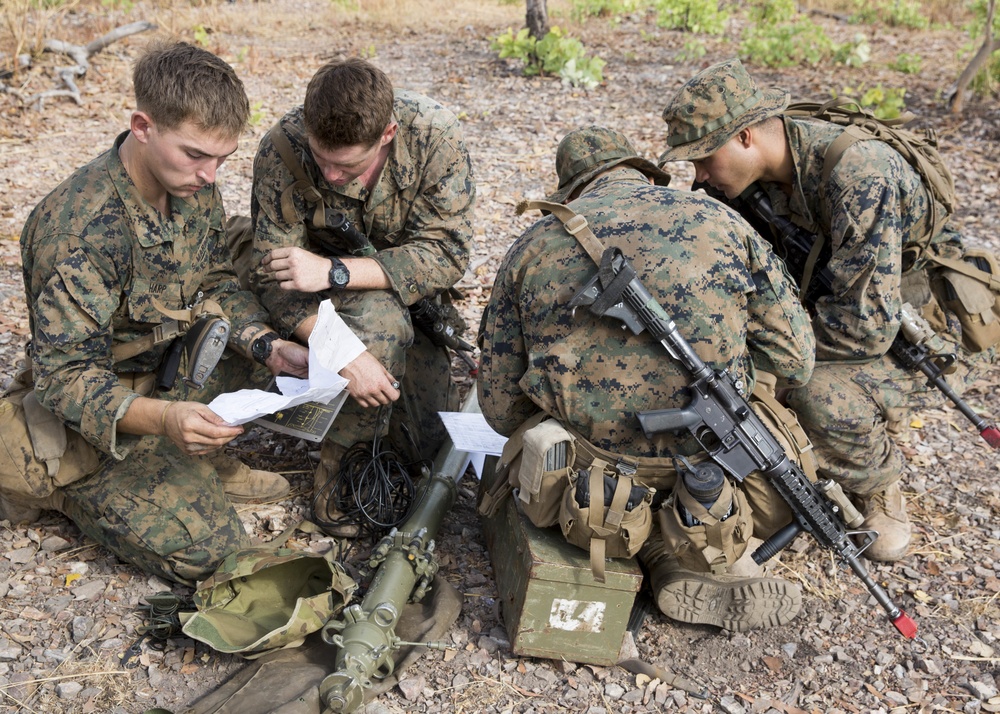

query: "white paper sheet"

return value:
[437, 411, 508, 456]
[208, 300, 366, 425]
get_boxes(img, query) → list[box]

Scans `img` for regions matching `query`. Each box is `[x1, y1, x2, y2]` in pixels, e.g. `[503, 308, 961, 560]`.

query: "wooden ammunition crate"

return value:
[481, 485, 644, 666]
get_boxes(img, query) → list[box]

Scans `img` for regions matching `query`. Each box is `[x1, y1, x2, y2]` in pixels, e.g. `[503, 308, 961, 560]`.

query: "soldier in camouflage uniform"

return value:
[478, 127, 816, 631]
[660, 58, 997, 561]
[14, 42, 310, 585]
[250, 58, 474, 535]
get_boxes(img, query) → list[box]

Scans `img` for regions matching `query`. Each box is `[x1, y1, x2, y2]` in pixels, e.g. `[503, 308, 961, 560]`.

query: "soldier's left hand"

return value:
[262, 247, 331, 293]
[267, 339, 309, 377]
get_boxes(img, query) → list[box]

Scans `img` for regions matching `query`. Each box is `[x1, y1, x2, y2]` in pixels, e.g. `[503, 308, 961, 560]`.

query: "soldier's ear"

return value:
[130, 111, 155, 144]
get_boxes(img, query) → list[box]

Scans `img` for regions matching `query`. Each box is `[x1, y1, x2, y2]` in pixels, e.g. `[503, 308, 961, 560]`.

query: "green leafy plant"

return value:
[740, 20, 835, 67]
[249, 101, 265, 127]
[193, 24, 210, 48]
[571, 0, 633, 21]
[491, 26, 605, 89]
[833, 33, 871, 67]
[836, 85, 907, 119]
[850, 0, 929, 29]
[889, 52, 923, 74]
[677, 37, 708, 61]
[746, 0, 797, 25]
[653, 0, 728, 34]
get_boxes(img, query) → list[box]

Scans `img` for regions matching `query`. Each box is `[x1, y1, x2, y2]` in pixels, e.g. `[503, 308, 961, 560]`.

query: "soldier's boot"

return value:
[0, 490, 66, 525]
[857, 482, 911, 562]
[311, 441, 359, 538]
[640, 538, 802, 632]
[208, 452, 290, 504]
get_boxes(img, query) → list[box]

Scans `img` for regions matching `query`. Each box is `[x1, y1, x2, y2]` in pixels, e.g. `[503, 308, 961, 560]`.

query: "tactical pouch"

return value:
[658, 475, 753, 575]
[558, 459, 653, 583]
[931, 248, 1000, 353]
[516, 419, 577, 528]
[180, 521, 357, 659]
[0, 387, 102, 499]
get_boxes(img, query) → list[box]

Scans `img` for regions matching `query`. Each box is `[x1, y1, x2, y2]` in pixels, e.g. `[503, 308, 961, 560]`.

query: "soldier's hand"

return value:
[267, 339, 309, 378]
[339, 350, 400, 408]
[161, 401, 244, 456]
[261, 247, 331, 293]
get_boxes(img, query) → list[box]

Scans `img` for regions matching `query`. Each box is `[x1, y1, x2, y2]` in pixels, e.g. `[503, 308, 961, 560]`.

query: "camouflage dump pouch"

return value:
[180, 521, 357, 659]
[558, 460, 654, 582]
[516, 418, 577, 528]
[658, 474, 753, 574]
[928, 248, 1000, 353]
[0, 386, 102, 500]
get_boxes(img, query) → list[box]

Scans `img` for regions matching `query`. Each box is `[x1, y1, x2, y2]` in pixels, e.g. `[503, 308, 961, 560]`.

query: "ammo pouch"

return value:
[516, 418, 577, 527]
[180, 521, 357, 659]
[0, 385, 102, 500]
[927, 248, 1000, 353]
[558, 459, 653, 583]
[658, 474, 753, 574]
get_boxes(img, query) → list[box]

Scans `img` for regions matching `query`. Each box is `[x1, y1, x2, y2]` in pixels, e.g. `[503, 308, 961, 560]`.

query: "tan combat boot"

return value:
[208, 453, 290, 504]
[311, 441, 359, 538]
[0, 490, 66, 524]
[857, 482, 911, 562]
[639, 537, 802, 632]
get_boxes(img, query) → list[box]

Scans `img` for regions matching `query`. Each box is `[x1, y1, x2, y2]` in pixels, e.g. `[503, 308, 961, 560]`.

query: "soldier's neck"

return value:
[119, 133, 170, 215]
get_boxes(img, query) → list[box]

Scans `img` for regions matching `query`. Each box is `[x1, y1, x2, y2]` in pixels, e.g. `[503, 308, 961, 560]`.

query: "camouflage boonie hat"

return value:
[659, 58, 789, 164]
[547, 126, 671, 203]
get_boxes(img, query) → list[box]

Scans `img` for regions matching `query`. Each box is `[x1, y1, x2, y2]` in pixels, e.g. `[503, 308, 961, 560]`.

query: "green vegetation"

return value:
[889, 52, 924, 73]
[851, 0, 930, 29]
[836, 85, 908, 119]
[652, 0, 728, 34]
[491, 26, 606, 89]
[963, 0, 1000, 98]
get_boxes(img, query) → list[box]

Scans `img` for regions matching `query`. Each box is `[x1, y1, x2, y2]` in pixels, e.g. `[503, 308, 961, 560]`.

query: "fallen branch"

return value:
[28, 20, 156, 111]
[948, 0, 998, 114]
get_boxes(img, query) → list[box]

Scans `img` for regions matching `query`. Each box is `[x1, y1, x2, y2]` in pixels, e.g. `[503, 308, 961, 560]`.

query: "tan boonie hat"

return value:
[547, 126, 671, 203]
[659, 58, 789, 164]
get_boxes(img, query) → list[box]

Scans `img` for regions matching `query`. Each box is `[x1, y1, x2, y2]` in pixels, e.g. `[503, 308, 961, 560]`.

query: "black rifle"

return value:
[716, 182, 1000, 449]
[569, 247, 918, 639]
[311, 207, 477, 372]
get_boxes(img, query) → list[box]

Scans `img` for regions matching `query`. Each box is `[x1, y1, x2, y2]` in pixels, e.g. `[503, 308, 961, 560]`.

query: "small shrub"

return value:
[850, 0, 929, 29]
[740, 20, 835, 67]
[491, 26, 605, 89]
[677, 37, 708, 61]
[889, 52, 923, 74]
[836, 85, 907, 120]
[652, 0, 728, 34]
[832, 33, 871, 67]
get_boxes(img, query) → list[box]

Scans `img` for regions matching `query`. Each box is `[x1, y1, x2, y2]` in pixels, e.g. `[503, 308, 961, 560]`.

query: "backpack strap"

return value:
[520, 199, 605, 264]
[267, 123, 326, 228]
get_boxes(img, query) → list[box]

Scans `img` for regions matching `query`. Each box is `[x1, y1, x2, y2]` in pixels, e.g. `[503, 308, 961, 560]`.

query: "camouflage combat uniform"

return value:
[478, 166, 815, 537]
[764, 118, 995, 495]
[251, 90, 474, 458]
[18, 131, 274, 585]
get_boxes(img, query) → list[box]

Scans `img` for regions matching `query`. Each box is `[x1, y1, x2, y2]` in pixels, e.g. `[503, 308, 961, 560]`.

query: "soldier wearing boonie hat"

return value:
[479, 125, 816, 633]
[658, 58, 788, 164]
[659, 58, 999, 565]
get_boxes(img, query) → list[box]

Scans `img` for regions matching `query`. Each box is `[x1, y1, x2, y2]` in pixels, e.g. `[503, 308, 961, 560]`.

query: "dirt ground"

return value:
[1, 1, 1000, 712]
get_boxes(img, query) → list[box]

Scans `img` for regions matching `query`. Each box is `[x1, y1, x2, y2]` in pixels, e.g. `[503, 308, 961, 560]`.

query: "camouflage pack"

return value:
[784, 98, 957, 267]
[180, 522, 357, 659]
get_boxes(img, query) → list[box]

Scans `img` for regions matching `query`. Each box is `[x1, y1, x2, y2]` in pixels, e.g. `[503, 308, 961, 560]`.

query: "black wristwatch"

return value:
[328, 257, 351, 291]
[251, 332, 280, 366]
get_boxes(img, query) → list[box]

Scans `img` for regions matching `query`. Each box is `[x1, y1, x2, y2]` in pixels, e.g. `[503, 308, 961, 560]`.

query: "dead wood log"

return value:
[28, 20, 156, 111]
[948, 0, 998, 114]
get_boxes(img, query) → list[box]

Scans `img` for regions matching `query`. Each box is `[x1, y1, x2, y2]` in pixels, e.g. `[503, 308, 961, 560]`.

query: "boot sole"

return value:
[657, 573, 802, 631]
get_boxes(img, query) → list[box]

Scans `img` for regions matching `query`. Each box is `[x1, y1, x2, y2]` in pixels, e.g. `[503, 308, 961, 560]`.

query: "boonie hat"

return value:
[547, 126, 671, 203]
[659, 58, 789, 164]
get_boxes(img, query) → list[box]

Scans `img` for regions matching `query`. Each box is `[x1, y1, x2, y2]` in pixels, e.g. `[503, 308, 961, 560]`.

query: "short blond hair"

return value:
[133, 41, 249, 138]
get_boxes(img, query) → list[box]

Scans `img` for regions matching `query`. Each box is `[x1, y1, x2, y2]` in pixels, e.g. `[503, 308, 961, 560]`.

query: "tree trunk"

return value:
[950, 0, 998, 114]
[526, 0, 549, 39]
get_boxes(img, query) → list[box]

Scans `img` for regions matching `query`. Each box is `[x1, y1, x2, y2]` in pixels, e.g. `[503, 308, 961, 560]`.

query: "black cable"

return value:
[311, 406, 417, 539]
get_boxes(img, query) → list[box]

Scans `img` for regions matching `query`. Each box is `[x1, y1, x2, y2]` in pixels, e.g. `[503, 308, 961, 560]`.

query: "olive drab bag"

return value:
[179, 521, 357, 659]
[785, 98, 957, 268]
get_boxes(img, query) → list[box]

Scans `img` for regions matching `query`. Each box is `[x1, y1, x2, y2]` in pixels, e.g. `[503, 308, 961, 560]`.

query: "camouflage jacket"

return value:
[760, 116, 960, 362]
[250, 90, 475, 338]
[477, 168, 815, 457]
[19, 132, 270, 458]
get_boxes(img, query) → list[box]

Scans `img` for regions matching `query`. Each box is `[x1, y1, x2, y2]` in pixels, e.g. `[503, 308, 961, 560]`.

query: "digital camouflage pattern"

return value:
[658, 58, 789, 164]
[477, 166, 815, 457]
[18, 131, 274, 584]
[765, 117, 995, 493]
[250, 89, 474, 451]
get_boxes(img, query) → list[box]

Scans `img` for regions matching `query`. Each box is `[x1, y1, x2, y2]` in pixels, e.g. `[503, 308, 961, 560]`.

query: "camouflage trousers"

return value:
[324, 289, 458, 466]
[786, 335, 997, 496]
[59, 353, 268, 585]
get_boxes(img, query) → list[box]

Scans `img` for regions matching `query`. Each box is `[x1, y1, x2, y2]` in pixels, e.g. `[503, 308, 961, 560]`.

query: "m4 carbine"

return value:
[719, 182, 1000, 449]
[569, 246, 918, 639]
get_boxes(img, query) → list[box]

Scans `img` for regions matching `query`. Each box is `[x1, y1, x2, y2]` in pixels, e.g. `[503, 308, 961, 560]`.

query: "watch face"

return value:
[331, 266, 350, 287]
